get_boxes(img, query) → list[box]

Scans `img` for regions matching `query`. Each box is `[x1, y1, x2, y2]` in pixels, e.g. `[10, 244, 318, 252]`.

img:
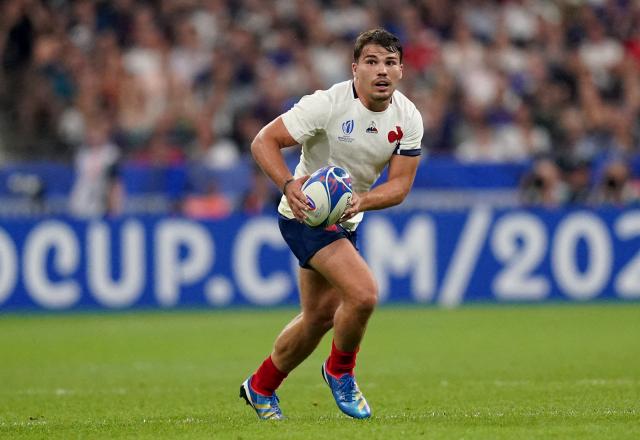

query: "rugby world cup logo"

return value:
[338, 119, 355, 143]
[342, 120, 354, 135]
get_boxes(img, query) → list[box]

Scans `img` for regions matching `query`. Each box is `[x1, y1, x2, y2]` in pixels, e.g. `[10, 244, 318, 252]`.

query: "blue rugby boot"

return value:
[239, 376, 284, 420]
[321, 361, 371, 419]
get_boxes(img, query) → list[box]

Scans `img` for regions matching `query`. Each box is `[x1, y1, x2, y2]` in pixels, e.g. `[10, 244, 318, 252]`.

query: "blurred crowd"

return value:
[1, 0, 640, 217]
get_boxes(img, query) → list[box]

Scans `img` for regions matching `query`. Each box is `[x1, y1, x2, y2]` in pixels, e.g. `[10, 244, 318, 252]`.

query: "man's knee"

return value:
[348, 278, 378, 315]
[354, 292, 378, 315]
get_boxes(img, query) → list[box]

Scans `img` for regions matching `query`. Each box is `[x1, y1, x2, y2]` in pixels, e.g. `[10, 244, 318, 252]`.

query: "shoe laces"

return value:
[336, 375, 359, 403]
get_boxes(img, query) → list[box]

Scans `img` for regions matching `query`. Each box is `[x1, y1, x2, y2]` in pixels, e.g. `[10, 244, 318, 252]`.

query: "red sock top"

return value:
[326, 340, 359, 377]
[251, 356, 288, 396]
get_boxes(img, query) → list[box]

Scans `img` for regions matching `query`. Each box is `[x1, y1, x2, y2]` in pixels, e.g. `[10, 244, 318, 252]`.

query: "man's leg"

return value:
[240, 262, 340, 419]
[309, 239, 378, 353]
[268, 236, 377, 374]
[270, 266, 341, 372]
[308, 238, 378, 418]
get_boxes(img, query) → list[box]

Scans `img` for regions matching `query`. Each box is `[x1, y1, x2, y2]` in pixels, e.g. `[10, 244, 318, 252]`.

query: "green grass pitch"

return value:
[1, 303, 639, 439]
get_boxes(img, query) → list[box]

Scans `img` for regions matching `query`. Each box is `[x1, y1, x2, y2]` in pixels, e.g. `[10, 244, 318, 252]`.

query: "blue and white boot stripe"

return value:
[240, 378, 283, 420]
[321, 362, 371, 419]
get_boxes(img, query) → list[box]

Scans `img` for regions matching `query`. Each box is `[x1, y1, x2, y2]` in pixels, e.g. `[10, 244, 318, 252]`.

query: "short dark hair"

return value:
[353, 28, 403, 63]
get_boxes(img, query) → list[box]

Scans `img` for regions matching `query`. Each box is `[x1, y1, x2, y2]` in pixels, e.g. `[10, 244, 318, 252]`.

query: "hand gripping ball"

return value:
[301, 166, 353, 227]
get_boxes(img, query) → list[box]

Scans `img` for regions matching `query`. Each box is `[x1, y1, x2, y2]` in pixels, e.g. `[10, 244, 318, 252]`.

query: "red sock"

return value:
[251, 356, 288, 396]
[326, 340, 359, 377]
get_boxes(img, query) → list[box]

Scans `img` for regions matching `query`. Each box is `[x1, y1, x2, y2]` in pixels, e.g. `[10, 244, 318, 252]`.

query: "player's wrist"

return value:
[282, 178, 295, 194]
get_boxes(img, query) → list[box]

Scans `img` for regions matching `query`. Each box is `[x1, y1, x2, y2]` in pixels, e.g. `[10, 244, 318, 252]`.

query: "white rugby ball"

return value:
[301, 166, 353, 227]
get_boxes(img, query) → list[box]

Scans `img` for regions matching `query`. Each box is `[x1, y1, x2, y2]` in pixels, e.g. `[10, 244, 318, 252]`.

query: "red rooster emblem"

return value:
[387, 126, 403, 144]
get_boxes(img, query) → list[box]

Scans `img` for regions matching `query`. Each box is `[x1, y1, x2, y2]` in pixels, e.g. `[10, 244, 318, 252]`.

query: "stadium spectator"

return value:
[496, 103, 551, 161]
[182, 181, 232, 220]
[134, 130, 185, 167]
[555, 106, 599, 166]
[561, 157, 592, 205]
[168, 14, 211, 88]
[119, 5, 169, 145]
[455, 101, 506, 162]
[69, 119, 123, 218]
[590, 160, 640, 206]
[191, 117, 240, 170]
[520, 158, 567, 208]
[578, 13, 624, 92]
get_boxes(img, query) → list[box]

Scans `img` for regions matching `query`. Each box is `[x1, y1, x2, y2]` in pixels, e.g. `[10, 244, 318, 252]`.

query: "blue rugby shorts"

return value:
[278, 215, 358, 269]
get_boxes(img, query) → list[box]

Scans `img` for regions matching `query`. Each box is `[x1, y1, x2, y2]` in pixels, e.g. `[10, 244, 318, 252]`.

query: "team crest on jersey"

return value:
[366, 121, 378, 134]
[338, 119, 355, 143]
[388, 126, 403, 146]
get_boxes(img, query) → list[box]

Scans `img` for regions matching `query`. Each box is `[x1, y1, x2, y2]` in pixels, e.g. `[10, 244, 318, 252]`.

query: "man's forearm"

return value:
[358, 178, 410, 212]
[251, 133, 294, 192]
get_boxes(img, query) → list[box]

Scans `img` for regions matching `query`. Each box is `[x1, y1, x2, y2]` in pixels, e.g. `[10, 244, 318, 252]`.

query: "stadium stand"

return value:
[0, 0, 639, 216]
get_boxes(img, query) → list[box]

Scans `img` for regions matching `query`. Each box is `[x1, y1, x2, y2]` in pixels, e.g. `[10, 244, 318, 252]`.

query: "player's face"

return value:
[352, 44, 403, 111]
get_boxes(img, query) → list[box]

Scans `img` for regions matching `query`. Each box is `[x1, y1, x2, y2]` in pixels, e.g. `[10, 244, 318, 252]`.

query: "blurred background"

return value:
[2, 0, 640, 311]
[1, 0, 639, 218]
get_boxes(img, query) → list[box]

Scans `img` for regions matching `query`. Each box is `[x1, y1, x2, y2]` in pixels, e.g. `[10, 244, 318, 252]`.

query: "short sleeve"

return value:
[394, 105, 423, 157]
[281, 90, 332, 144]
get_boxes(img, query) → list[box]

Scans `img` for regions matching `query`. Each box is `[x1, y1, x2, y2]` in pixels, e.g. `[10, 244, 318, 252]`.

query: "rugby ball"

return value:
[301, 166, 353, 227]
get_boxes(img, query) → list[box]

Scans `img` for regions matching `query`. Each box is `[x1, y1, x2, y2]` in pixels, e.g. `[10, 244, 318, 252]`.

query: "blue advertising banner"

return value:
[1, 208, 639, 312]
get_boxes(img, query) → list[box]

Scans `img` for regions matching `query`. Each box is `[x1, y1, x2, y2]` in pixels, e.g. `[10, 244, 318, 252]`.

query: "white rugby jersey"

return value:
[279, 80, 423, 230]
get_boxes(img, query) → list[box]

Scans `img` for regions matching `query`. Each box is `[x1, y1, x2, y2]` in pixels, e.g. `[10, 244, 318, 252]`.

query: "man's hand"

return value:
[340, 191, 361, 222]
[284, 175, 310, 221]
